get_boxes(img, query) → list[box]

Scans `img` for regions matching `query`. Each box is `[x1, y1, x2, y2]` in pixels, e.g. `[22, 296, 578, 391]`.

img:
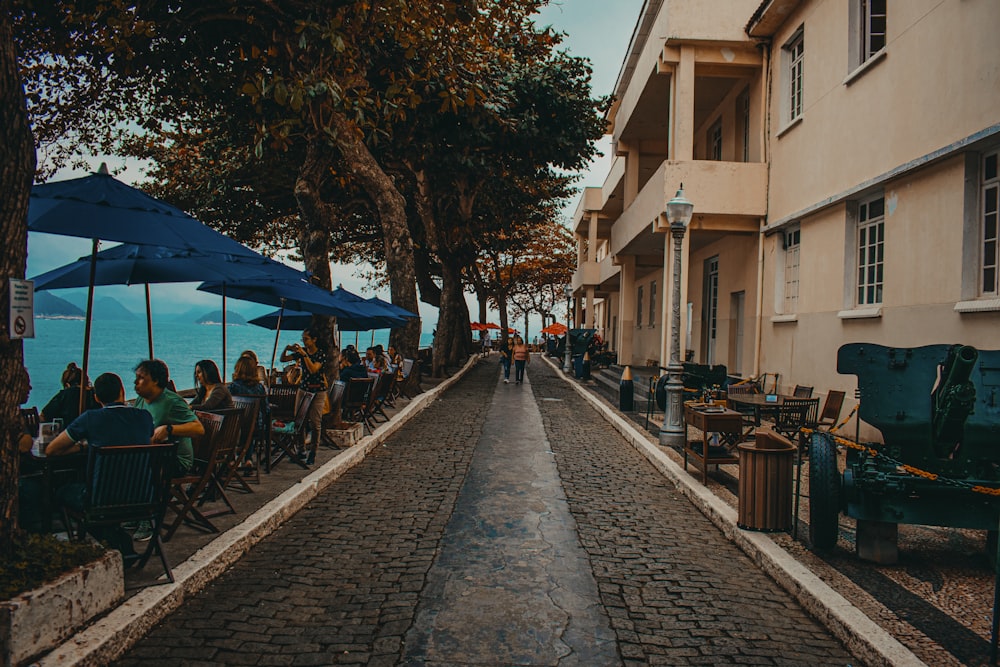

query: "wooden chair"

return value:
[20, 407, 40, 438]
[816, 390, 846, 430]
[321, 382, 347, 447]
[792, 384, 814, 398]
[773, 397, 819, 442]
[725, 382, 761, 431]
[63, 442, 177, 583]
[398, 359, 423, 399]
[163, 410, 240, 541]
[370, 372, 397, 423]
[342, 378, 375, 431]
[224, 397, 260, 491]
[269, 391, 313, 470]
[268, 385, 298, 422]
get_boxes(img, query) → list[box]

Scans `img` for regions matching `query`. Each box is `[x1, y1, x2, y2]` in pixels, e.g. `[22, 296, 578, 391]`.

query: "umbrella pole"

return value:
[145, 284, 154, 359]
[80, 239, 99, 414]
[222, 285, 227, 379]
[355, 331, 359, 348]
[269, 300, 285, 387]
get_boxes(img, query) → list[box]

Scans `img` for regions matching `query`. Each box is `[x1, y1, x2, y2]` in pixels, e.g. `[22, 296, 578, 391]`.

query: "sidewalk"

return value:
[563, 356, 994, 667]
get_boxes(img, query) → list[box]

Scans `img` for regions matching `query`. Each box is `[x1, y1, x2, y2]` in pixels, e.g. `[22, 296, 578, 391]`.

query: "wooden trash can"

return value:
[737, 429, 796, 532]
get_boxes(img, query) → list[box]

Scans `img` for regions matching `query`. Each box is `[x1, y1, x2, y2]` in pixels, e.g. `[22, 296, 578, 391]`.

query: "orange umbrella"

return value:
[484, 323, 501, 330]
[470, 322, 488, 331]
[541, 322, 568, 335]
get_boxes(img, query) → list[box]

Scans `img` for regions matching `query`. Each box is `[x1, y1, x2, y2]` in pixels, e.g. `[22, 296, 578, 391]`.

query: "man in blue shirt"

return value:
[47, 373, 154, 561]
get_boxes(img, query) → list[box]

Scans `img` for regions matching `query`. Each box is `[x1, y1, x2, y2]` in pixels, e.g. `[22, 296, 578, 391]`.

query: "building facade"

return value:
[571, 0, 1000, 407]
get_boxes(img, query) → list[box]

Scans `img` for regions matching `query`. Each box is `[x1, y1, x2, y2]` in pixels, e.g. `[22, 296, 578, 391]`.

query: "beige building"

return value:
[571, 0, 1000, 403]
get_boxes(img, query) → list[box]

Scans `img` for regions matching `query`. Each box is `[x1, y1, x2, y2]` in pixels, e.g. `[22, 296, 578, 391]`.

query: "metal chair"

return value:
[62, 442, 177, 583]
[792, 384, 814, 398]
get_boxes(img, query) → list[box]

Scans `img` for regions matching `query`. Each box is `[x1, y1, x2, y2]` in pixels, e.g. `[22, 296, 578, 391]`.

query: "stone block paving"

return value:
[114, 358, 856, 666]
[528, 364, 858, 667]
[113, 363, 496, 667]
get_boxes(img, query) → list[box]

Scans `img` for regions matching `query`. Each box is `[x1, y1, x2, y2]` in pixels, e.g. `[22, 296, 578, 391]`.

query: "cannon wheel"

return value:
[809, 432, 840, 550]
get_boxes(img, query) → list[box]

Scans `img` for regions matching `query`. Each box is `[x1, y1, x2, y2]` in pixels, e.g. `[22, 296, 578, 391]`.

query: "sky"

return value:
[26, 0, 645, 333]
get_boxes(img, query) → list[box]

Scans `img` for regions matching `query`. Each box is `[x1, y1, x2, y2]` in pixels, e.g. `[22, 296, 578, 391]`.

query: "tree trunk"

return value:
[0, 4, 36, 550]
[329, 112, 420, 358]
[294, 142, 340, 377]
[432, 261, 470, 377]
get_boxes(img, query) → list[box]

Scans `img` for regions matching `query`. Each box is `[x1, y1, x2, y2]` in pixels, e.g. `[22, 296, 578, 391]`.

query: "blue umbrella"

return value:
[366, 295, 418, 320]
[28, 164, 265, 408]
[31, 243, 304, 366]
[248, 308, 406, 332]
[198, 278, 379, 372]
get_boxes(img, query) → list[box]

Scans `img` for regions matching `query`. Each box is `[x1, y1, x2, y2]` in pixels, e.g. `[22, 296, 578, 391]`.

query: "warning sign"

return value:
[8, 279, 35, 340]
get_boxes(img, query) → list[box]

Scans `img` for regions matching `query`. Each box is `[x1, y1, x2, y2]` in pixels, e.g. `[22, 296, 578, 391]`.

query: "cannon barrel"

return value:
[931, 344, 978, 453]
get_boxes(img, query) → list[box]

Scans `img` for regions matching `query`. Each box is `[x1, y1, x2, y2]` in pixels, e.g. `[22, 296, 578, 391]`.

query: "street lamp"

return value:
[563, 285, 573, 372]
[659, 184, 695, 447]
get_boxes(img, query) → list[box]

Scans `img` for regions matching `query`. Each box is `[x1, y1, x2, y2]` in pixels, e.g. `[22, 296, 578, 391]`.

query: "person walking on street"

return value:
[498, 336, 511, 384]
[512, 335, 530, 385]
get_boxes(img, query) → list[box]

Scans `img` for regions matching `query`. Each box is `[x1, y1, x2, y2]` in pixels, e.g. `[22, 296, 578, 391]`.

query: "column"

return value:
[587, 211, 598, 263]
[586, 287, 595, 329]
[673, 46, 695, 162]
[617, 255, 636, 366]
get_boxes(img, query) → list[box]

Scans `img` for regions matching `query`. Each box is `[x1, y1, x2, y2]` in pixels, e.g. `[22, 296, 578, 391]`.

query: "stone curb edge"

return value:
[541, 355, 926, 667]
[41, 356, 479, 667]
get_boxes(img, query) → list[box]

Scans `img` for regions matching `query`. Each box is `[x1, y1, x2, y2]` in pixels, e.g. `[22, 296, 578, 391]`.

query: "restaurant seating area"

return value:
[19, 355, 430, 589]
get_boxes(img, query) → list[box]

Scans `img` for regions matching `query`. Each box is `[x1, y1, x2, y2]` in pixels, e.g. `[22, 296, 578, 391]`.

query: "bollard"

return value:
[619, 366, 634, 411]
[582, 352, 592, 380]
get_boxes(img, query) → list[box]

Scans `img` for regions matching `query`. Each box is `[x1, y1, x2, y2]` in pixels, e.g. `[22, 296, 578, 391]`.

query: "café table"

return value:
[725, 392, 793, 428]
[20, 440, 87, 533]
[683, 403, 745, 484]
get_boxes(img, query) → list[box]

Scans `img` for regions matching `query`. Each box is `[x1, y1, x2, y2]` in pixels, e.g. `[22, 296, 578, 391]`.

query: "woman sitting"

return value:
[229, 355, 269, 471]
[190, 359, 234, 410]
[40, 362, 97, 425]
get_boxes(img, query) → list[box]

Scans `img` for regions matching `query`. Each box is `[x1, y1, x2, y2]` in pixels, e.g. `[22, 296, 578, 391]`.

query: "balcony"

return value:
[611, 159, 767, 255]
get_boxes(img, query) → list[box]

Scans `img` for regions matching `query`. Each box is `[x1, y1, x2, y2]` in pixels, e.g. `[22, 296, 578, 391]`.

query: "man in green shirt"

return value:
[133, 359, 204, 474]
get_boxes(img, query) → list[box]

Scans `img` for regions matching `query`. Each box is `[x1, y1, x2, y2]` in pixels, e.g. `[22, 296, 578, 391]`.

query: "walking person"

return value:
[498, 336, 512, 384]
[512, 335, 530, 385]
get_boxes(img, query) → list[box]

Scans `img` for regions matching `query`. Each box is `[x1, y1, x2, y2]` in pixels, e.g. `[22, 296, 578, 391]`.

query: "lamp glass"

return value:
[666, 186, 694, 227]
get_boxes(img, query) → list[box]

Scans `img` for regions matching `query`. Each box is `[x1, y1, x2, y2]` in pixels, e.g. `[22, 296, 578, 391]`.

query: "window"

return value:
[860, 0, 886, 64]
[856, 194, 885, 306]
[983, 150, 999, 295]
[784, 29, 805, 123]
[636, 285, 643, 327]
[649, 280, 657, 326]
[783, 227, 801, 312]
[708, 119, 722, 161]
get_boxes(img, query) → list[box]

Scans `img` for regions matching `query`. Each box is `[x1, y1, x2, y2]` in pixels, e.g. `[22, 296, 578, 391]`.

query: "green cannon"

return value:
[810, 343, 1000, 562]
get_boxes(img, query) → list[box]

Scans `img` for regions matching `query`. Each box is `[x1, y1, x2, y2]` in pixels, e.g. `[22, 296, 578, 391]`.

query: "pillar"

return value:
[617, 255, 636, 366]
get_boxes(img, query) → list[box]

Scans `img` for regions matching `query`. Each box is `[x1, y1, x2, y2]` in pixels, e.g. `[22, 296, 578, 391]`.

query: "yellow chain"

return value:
[800, 427, 1000, 497]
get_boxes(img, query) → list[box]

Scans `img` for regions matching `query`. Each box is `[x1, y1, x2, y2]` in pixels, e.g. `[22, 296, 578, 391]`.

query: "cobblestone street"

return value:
[113, 358, 856, 666]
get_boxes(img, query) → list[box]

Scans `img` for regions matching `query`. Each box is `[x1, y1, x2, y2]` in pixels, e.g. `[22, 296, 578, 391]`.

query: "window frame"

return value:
[636, 285, 643, 328]
[848, 0, 887, 79]
[708, 119, 723, 161]
[782, 27, 805, 126]
[856, 193, 886, 307]
[649, 280, 657, 327]
[783, 226, 801, 313]
[981, 149, 999, 296]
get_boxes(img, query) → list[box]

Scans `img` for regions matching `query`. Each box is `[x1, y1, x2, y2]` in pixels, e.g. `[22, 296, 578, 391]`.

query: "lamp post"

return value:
[659, 184, 695, 447]
[563, 285, 573, 372]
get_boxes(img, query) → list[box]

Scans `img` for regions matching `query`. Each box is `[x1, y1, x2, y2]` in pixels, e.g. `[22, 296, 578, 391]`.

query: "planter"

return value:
[325, 422, 364, 448]
[0, 549, 123, 667]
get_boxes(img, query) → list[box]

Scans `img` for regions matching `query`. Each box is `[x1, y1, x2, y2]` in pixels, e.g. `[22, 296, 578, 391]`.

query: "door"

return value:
[730, 291, 745, 375]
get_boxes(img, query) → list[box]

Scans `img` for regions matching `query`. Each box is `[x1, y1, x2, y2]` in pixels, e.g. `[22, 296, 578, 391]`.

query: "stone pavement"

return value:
[111, 358, 857, 666]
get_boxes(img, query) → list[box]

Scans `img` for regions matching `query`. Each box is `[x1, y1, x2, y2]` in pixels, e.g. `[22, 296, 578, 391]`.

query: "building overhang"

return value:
[745, 0, 803, 38]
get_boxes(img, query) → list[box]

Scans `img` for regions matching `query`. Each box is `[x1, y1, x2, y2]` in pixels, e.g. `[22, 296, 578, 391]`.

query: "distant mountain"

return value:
[195, 310, 247, 325]
[93, 296, 137, 321]
[34, 291, 85, 319]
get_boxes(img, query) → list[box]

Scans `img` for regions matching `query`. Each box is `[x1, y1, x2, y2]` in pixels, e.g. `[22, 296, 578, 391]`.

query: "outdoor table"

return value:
[725, 392, 794, 427]
[683, 403, 744, 484]
[20, 442, 87, 533]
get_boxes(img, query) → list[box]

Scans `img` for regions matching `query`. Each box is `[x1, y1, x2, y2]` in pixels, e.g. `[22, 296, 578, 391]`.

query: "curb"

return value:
[541, 355, 926, 667]
[41, 356, 478, 667]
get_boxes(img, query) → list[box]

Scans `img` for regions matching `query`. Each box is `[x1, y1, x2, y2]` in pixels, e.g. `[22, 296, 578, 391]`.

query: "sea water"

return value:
[23, 318, 433, 409]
